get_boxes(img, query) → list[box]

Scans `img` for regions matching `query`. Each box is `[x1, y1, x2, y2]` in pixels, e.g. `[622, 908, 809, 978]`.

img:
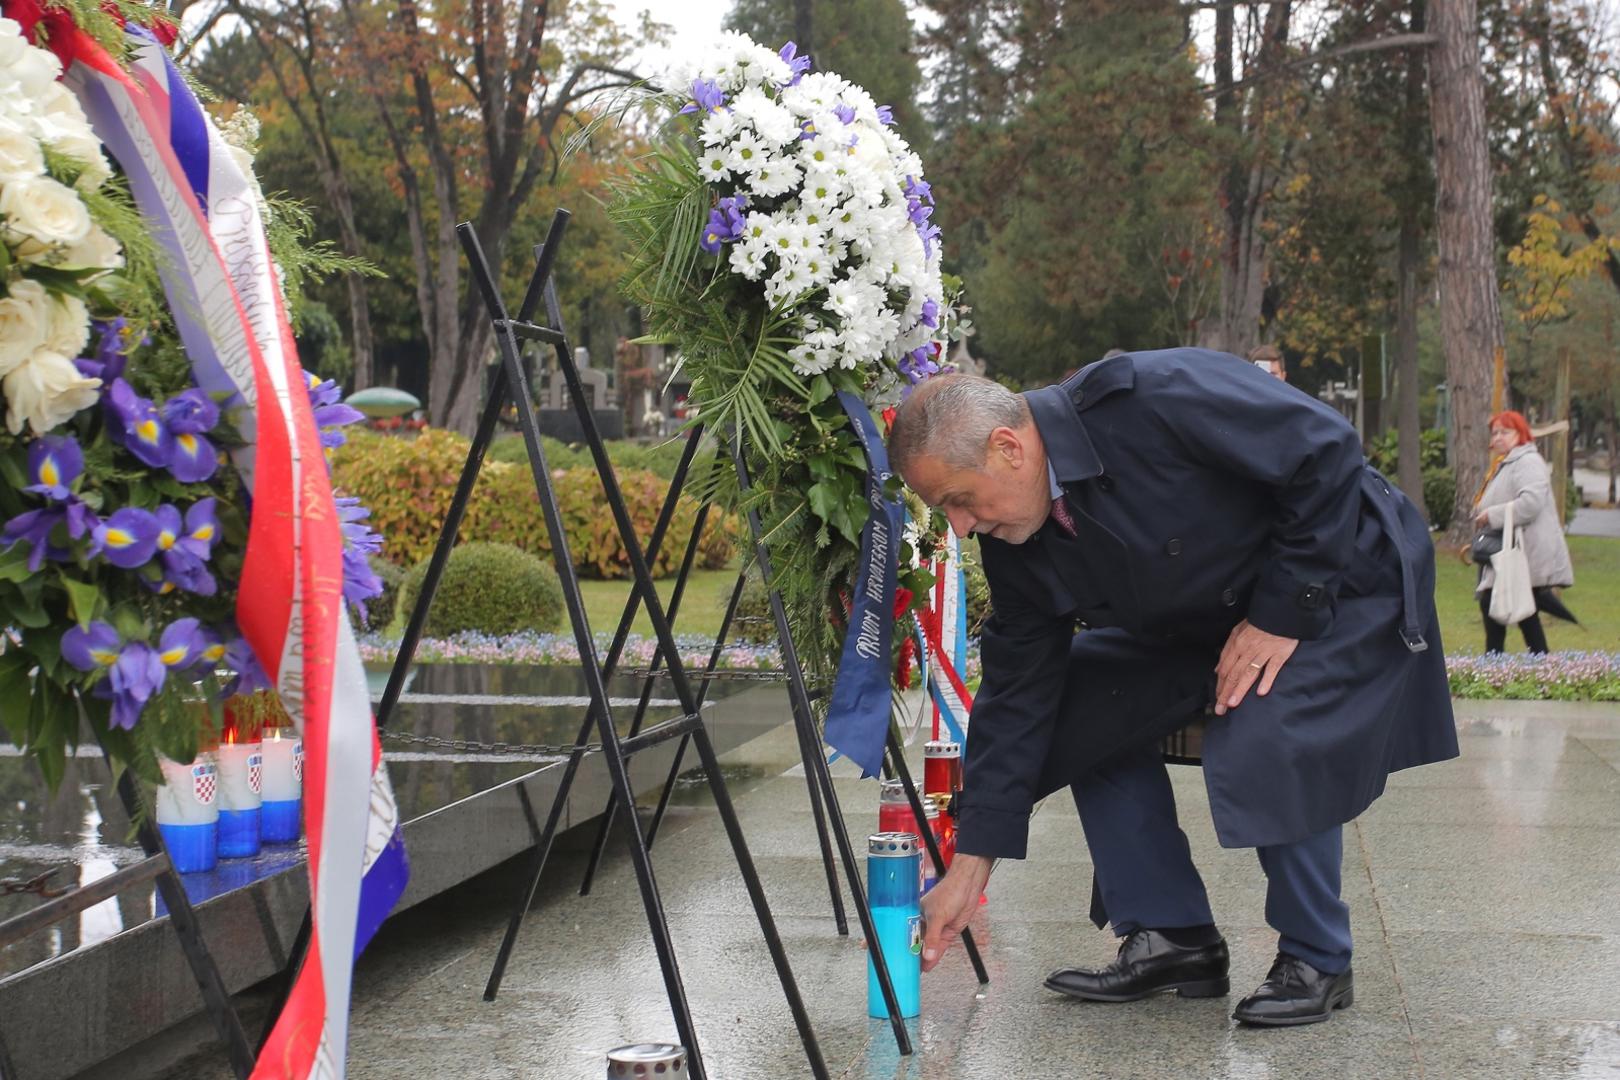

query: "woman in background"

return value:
[1473, 411, 1575, 654]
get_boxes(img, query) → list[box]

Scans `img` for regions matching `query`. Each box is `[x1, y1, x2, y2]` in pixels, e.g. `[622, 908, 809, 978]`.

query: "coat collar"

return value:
[1026, 386, 1102, 482]
[1504, 442, 1537, 464]
[1024, 353, 1137, 483]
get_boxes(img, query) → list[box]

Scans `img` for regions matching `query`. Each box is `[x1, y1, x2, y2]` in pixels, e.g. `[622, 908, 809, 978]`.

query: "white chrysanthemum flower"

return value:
[697, 145, 732, 183]
[729, 238, 769, 280]
[700, 108, 741, 145]
[725, 132, 769, 175]
[789, 342, 834, 377]
[764, 216, 810, 260]
[750, 156, 802, 198]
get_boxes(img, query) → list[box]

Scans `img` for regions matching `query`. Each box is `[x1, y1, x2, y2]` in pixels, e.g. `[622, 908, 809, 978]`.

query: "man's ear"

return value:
[987, 426, 1025, 467]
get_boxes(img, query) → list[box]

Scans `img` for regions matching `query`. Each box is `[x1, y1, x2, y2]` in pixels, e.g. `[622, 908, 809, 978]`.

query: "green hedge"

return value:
[332, 429, 738, 578]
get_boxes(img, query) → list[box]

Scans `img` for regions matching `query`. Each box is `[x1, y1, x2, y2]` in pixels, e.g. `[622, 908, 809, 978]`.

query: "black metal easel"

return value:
[460, 209, 990, 1061]
[374, 210, 829, 1080]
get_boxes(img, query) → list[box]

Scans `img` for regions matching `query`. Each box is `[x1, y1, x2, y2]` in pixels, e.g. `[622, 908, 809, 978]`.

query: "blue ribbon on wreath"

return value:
[823, 391, 905, 777]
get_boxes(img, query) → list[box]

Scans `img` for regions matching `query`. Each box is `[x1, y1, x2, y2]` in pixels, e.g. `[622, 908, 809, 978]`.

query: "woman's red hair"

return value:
[1490, 410, 1534, 447]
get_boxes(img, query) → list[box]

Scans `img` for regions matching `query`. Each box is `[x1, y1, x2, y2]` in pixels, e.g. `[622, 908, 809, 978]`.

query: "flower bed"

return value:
[1445, 651, 1620, 701]
[361, 632, 1620, 704]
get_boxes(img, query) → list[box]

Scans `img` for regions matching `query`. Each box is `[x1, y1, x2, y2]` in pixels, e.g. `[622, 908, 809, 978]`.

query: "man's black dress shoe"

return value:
[1044, 928, 1230, 1002]
[1233, 952, 1354, 1026]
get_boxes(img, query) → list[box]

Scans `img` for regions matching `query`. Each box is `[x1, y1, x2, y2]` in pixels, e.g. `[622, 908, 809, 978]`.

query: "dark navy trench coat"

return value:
[955, 348, 1458, 856]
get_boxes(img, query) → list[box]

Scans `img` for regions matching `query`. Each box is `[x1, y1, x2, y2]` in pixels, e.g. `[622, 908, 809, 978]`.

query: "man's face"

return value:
[902, 431, 1051, 544]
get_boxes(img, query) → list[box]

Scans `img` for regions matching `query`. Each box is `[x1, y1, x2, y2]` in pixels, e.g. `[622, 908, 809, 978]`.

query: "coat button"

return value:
[1072, 389, 1084, 405]
[1097, 474, 1115, 492]
[1299, 584, 1326, 610]
[1221, 588, 1236, 607]
[1166, 538, 1183, 556]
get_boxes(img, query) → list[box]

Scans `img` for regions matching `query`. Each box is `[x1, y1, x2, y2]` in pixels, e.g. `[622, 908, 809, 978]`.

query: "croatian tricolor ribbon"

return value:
[823, 392, 904, 777]
[19, 17, 410, 1077]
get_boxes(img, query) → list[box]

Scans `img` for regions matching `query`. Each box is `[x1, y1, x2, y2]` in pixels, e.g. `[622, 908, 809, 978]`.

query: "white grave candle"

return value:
[260, 726, 302, 843]
[217, 737, 263, 857]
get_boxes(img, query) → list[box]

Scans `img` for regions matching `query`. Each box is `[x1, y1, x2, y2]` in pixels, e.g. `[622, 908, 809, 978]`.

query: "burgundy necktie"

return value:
[1050, 494, 1078, 537]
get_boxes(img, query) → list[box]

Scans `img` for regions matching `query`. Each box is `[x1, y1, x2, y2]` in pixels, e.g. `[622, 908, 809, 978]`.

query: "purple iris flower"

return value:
[163, 389, 219, 434]
[906, 197, 934, 229]
[162, 390, 222, 480]
[153, 504, 217, 596]
[904, 175, 933, 204]
[25, 435, 83, 501]
[833, 103, 856, 125]
[166, 429, 218, 483]
[918, 220, 942, 259]
[3, 508, 68, 571]
[876, 105, 895, 127]
[223, 637, 273, 698]
[75, 319, 130, 383]
[62, 621, 123, 672]
[157, 618, 209, 672]
[336, 497, 386, 617]
[700, 195, 750, 254]
[104, 379, 172, 469]
[921, 298, 940, 330]
[307, 375, 366, 449]
[180, 498, 219, 559]
[779, 41, 811, 83]
[679, 78, 728, 116]
[105, 642, 166, 730]
[899, 345, 942, 386]
[91, 507, 161, 569]
[194, 626, 227, 671]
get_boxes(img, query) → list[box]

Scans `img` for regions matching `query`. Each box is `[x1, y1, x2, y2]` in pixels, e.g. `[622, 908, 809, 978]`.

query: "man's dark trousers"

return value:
[1071, 740, 1353, 975]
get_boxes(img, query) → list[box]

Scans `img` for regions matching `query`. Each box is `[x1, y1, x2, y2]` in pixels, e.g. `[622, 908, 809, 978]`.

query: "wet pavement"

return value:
[122, 696, 1620, 1080]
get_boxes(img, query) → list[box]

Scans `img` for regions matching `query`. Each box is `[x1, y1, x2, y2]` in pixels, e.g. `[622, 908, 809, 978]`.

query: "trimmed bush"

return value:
[1423, 466, 1456, 531]
[353, 555, 404, 633]
[395, 542, 564, 637]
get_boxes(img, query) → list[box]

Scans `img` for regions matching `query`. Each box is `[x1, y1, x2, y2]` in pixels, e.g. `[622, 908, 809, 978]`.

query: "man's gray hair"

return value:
[888, 374, 1031, 474]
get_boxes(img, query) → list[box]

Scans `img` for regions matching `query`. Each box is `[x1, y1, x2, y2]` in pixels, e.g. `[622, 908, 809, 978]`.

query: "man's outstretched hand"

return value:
[1213, 619, 1299, 716]
[919, 854, 993, 972]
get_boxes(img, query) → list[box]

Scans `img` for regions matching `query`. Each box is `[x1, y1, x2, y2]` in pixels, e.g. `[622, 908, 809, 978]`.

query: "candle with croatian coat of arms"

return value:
[155, 750, 220, 874]
[259, 723, 303, 843]
[216, 727, 263, 858]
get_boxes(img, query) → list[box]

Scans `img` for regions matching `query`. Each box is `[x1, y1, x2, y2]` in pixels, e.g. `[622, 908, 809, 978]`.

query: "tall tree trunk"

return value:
[794, 0, 813, 57]
[1429, 0, 1506, 542]
[1394, 0, 1428, 515]
[1210, 2, 1291, 357]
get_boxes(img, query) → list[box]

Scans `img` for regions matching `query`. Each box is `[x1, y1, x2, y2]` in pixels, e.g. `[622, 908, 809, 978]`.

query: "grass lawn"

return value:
[1433, 534, 1620, 655]
[577, 567, 742, 641]
[574, 536, 1620, 656]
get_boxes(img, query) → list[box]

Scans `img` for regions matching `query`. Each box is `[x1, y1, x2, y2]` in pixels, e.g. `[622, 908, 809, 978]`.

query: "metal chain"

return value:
[378, 729, 601, 756]
[619, 667, 805, 684]
[0, 869, 66, 899]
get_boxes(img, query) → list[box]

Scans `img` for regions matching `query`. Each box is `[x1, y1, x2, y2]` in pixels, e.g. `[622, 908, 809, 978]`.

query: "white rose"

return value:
[0, 278, 51, 377]
[44, 292, 89, 358]
[57, 223, 122, 274]
[12, 46, 61, 105]
[0, 21, 29, 70]
[3, 347, 100, 435]
[0, 117, 43, 181]
[0, 174, 92, 256]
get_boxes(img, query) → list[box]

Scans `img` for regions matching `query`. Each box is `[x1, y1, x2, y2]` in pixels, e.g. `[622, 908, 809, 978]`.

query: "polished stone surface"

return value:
[86, 698, 1620, 1078]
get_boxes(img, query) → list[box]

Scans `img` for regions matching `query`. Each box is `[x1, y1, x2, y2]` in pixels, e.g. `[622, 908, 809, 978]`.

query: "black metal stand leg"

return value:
[460, 220, 711, 1072]
[886, 732, 990, 985]
[523, 221, 826, 1080]
[116, 770, 257, 1078]
[642, 566, 743, 850]
[484, 422, 703, 999]
[731, 441, 913, 1057]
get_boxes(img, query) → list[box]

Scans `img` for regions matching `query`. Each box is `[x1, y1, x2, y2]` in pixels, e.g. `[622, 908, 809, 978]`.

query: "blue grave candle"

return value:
[866, 832, 922, 1019]
[216, 735, 262, 858]
[155, 751, 219, 874]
